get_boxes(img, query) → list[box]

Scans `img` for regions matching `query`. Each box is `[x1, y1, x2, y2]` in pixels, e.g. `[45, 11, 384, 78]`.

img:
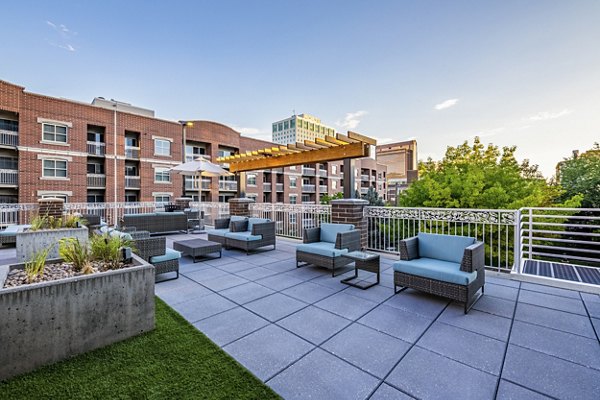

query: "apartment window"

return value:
[302, 194, 310, 203]
[247, 174, 257, 186]
[0, 119, 18, 132]
[289, 195, 297, 204]
[125, 193, 139, 202]
[0, 156, 17, 170]
[125, 165, 138, 176]
[125, 137, 138, 147]
[290, 119, 295, 128]
[87, 162, 104, 174]
[87, 131, 104, 142]
[41, 194, 68, 202]
[290, 177, 297, 188]
[43, 159, 67, 178]
[284, 121, 289, 129]
[278, 123, 283, 131]
[43, 123, 67, 143]
[154, 139, 171, 156]
[332, 180, 337, 190]
[272, 124, 277, 133]
[154, 195, 171, 204]
[87, 194, 105, 203]
[154, 167, 171, 183]
[331, 165, 337, 175]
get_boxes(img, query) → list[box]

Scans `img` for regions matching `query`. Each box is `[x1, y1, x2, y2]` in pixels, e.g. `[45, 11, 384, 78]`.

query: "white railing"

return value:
[361, 174, 370, 181]
[250, 203, 331, 239]
[276, 183, 284, 192]
[318, 169, 327, 177]
[0, 129, 18, 147]
[365, 207, 518, 272]
[302, 168, 316, 176]
[124, 146, 140, 159]
[319, 185, 327, 192]
[302, 184, 316, 192]
[87, 141, 105, 156]
[218, 181, 237, 191]
[0, 169, 18, 185]
[124, 176, 140, 189]
[86, 174, 106, 188]
[519, 208, 600, 272]
[190, 201, 230, 225]
[263, 182, 272, 191]
[185, 178, 211, 190]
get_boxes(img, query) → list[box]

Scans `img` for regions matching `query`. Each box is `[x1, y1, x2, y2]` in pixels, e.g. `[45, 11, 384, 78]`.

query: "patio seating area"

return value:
[1, 233, 599, 399]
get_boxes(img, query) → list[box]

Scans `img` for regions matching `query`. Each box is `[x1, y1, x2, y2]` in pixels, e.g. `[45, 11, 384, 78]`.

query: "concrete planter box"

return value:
[0, 255, 155, 381]
[16, 227, 89, 263]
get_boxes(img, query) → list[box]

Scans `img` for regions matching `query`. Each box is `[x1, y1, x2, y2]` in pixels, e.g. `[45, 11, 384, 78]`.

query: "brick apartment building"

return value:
[0, 80, 409, 205]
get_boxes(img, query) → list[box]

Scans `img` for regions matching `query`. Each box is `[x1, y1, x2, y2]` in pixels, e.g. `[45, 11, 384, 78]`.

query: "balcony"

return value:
[87, 174, 106, 188]
[218, 181, 238, 191]
[275, 183, 284, 192]
[124, 176, 140, 189]
[360, 187, 369, 194]
[302, 167, 315, 176]
[0, 130, 18, 147]
[185, 178, 211, 190]
[263, 182, 272, 192]
[302, 184, 316, 193]
[0, 169, 18, 186]
[125, 146, 140, 159]
[87, 141, 105, 156]
[361, 174, 370, 181]
[319, 185, 327, 192]
[318, 169, 327, 177]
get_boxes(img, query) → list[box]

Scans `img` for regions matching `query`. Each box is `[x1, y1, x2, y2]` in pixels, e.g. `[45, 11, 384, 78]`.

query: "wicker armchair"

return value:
[296, 223, 360, 277]
[393, 233, 485, 314]
[132, 231, 180, 282]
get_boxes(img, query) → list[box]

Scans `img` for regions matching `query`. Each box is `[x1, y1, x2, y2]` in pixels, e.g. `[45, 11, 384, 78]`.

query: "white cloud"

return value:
[336, 110, 368, 130]
[46, 20, 77, 52]
[232, 126, 272, 142]
[527, 109, 572, 121]
[434, 98, 459, 110]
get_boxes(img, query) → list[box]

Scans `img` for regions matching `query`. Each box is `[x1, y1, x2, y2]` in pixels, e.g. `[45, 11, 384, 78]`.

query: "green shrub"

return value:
[90, 233, 134, 270]
[59, 237, 93, 274]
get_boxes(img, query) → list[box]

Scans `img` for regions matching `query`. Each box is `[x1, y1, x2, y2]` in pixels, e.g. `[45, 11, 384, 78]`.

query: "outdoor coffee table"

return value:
[340, 251, 380, 289]
[173, 239, 222, 263]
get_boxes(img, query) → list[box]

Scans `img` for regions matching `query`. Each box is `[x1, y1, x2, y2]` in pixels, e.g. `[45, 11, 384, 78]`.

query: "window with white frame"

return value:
[247, 174, 257, 186]
[41, 193, 68, 202]
[154, 194, 171, 204]
[289, 194, 297, 204]
[154, 139, 171, 156]
[43, 159, 67, 178]
[154, 167, 171, 183]
[290, 176, 297, 187]
[332, 180, 337, 190]
[331, 165, 337, 175]
[43, 123, 68, 143]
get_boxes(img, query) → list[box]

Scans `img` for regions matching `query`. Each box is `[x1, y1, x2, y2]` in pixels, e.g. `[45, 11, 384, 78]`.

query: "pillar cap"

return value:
[331, 199, 369, 206]
[175, 197, 193, 201]
[228, 197, 255, 203]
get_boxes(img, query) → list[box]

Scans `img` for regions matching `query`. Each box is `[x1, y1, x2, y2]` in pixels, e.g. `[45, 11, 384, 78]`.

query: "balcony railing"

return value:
[361, 174, 370, 181]
[263, 182, 272, 191]
[318, 169, 327, 177]
[302, 168, 316, 176]
[218, 181, 238, 191]
[302, 184, 316, 192]
[276, 183, 284, 192]
[0, 169, 17, 186]
[87, 174, 106, 188]
[0, 130, 18, 147]
[250, 203, 331, 239]
[360, 187, 369, 194]
[185, 178, 211, 190]
[87, 141, 105, 156]
[319, 185, 327, 192]
[124, 176, 140, 189]
[125, 146, 140, 159]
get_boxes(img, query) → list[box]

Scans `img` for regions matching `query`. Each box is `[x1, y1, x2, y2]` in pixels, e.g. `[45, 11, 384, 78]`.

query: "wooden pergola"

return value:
[216, 131, 376, 173]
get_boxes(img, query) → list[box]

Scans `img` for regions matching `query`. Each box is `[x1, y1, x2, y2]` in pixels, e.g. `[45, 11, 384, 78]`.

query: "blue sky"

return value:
[2, 0, 599, 177]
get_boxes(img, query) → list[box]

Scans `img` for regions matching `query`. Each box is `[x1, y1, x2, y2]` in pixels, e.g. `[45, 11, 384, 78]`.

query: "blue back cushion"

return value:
[417, 233, 475, 263]
[320, 223, 354, 243]
[248, 217, 269, 232]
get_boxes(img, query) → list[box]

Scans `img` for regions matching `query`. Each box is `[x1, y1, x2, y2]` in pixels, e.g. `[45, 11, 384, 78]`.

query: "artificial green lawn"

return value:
[0, 297, 280, 399]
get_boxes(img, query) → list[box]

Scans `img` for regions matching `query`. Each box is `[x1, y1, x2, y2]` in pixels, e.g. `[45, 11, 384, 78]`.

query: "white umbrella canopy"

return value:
[170, 156, 233, 206]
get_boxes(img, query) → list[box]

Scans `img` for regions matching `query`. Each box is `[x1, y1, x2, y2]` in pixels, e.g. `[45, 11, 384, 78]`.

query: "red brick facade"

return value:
[0, 80, 389, 204]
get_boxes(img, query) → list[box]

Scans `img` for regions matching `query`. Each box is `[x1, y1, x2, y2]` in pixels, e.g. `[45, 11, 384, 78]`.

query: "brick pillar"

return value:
[38, 198, 65, 219]
[175, 197, 192, 210]
[228, 197, 254, 217]
[331, 199, 369, 249]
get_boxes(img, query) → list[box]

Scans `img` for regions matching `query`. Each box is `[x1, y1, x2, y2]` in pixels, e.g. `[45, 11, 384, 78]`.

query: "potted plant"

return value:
[0, 233, 155, 381]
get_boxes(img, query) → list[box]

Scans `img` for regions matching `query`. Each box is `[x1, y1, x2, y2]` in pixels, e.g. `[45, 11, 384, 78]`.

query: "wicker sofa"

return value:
[207, 216, 276, 254]
[122, 212, 188, 235]
[296, 223, 361, 277]
[393, 233, 485, 314]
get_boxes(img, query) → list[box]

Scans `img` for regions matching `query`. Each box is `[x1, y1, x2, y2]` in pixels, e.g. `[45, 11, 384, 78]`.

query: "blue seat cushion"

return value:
[296, 242, 349, 258]
[319, 223, 354, 243]
[224, 231, 262, 242]
[417, 233, 475, 263]
[206, 228, 229, 237]
[0, 225, 21, 235]
[109, 230, 133, 240]
[150, 248, 181, 264]
[155, 211, 185, 216]
[393, 258, 477, 285]
[248, 217, 270, 232]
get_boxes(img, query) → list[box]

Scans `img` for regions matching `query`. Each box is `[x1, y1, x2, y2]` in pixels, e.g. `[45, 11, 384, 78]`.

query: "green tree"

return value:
[320, 192, 343, 205]
[399, 137, 577, 209]
[558, 143, 600, 208]
[362, 187, 384, 206]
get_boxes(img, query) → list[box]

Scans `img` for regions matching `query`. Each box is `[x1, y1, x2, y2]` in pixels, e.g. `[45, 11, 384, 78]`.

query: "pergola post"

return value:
[343, 158, 356, 199]
[236, 172, 246, 198]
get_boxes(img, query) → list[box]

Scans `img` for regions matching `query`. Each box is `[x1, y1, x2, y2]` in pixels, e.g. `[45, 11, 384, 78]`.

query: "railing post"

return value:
[514, 209, 521, 274]
[528, 208, 533, 262]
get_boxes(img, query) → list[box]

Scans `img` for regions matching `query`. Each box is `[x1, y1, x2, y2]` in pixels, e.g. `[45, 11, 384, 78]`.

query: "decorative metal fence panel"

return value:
[365, 207, 518, 272]
[250, 203, 331, 239]
[519, 208, 600, 271]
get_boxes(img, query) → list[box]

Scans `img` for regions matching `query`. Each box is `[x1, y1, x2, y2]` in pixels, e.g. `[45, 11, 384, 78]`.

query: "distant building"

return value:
[376, 140, 418, 204]
[272, 114, 336, 145]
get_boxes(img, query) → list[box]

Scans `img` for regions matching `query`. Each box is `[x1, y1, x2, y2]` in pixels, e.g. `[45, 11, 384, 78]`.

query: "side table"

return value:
[340, 251, 380, 290]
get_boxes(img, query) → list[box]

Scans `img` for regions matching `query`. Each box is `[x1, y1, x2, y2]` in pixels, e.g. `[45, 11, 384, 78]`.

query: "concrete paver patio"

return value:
[2, 234, 599, 399]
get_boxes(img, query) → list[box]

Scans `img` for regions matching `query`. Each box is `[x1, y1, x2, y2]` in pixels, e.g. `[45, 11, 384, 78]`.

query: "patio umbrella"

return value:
[170, 156, 233, 210]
